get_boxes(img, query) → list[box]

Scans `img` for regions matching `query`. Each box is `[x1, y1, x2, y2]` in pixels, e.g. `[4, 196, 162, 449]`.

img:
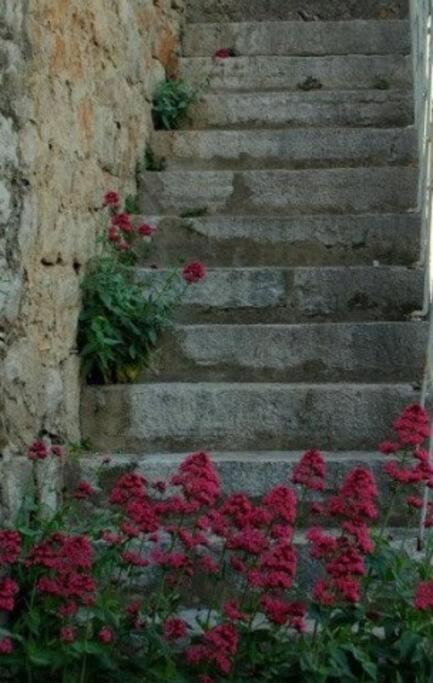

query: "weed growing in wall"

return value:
[78, 191, 206, 385]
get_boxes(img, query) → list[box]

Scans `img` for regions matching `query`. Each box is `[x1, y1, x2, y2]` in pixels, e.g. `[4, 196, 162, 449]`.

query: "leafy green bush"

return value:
[78, 191, 206, 384]
[152, 77, 198, 130]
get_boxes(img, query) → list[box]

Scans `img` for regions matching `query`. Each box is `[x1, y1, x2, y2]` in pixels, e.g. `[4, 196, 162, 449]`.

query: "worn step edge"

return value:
[137, 212, 420, 267]
[139, 321, 427, 383]
[183, 89, 414, 130]
[150, 127, 417, 171]
[81, 383, 421, 452]
[183, 20, 410, 57]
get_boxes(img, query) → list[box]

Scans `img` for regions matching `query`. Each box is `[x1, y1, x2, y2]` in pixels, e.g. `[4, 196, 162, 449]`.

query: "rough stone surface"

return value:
[80, 450, 389, 500]
[139, 213, 421, 266]
[140, 167, 417, 215]
[185, 90, 414, 130]
[0, 0, 184, 456]
[186, 0, 409, 22]
[183, 20, 411, 57]
[151, 127, 417, 170]
[81, 383, 419, 452]
[179, 55, 412, 91]
[141, 321, 427, 382]
[136, 266, 423, 323]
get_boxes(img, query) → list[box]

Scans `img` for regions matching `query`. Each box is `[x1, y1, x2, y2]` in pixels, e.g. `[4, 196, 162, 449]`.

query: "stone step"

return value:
[151, 127, 416, 170]
[80, 451, 388, 500]
[141, 213, 420, 267]
[183, 20, 410, 57]
[141, 322, 427, 383]
[179, 55, 412, 91]
[186, 0, 409, 23]
[139, 168, 417, 216]
[184, 90, 413, 130]
[81, 383, 419, 452]
[136, 266, 422, 323]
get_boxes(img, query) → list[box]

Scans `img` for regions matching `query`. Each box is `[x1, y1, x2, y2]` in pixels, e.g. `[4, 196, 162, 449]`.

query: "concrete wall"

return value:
[0, 0, 184, 470]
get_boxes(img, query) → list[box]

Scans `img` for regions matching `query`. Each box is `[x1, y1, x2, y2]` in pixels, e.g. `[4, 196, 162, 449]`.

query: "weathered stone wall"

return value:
[0, 0, 184, 469]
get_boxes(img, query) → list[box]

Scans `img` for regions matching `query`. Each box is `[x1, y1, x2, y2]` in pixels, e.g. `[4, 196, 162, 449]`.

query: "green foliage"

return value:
[124, 194, 140, 214]
[297, 76, 322, 91]
[144, 145, 166, 172]
[78, 256, 182, 384]
[372, 75, 390, 90]
[152, 77, 198, 130]
[179, 206, 208, 219]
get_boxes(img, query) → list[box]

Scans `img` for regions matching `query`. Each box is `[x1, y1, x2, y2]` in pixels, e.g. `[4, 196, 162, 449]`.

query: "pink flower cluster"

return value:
[103, 191, 157, 254]
[308, 467, 378, 605]
[102, 191, 207, 285]
[28, 440, 63, 461]
[380, 405, 433, 518]
[27, 533, 95, 614]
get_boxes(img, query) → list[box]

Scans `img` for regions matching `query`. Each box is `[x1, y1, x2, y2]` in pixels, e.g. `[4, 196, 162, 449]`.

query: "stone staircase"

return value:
[81, 0, 428, 498]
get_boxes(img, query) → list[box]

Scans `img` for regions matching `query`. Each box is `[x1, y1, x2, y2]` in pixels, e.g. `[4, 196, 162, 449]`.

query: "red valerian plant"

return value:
[213, 48, 238, 59]
[2, 407, 433, 681]
[78, 191, 207, 384]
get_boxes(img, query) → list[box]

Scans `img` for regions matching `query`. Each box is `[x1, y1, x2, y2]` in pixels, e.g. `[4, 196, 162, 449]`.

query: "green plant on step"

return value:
[297, 76, 322, 91]
[124, 194, 140, 215]
[152, 76, 199, 131]
[144, 144, 166, 172]
[372, 75, 390, 90]
[78, 191, 207, 385]
[180, 206, 208, 219]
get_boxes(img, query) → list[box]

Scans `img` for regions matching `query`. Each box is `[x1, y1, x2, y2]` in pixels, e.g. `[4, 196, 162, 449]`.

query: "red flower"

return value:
[393, 404, 430, 447]
[164, 617, 188, 640]
[109, 472, 147, 506]
[182, 261, 207, 284]
[263, 485, 297, 525]
[379, 441, 401, 455]
[261, 595, 306, 629]
[98, 627, 114, 644]
[103, 191, 120, 207]
[112, 213, 133, 234]
[121, 550, 149, 567]
[250, 540, 297, 590]
[138, 223, 157, 237]
[60, 626, 77, 643]
[186, 625, 238, 674]
[415, 581, 433, 610]
[307, 527, 338, 559]
[0, 531, 21, 565]
[58, 602, 78, 618]
[27, 441, 63, 461]
[292, 449, 326, 491]
[108, 226, 120, 243]
[328, 468, 378, 522]
[0, 638, 13, 654]
[407, 495, 423, 509]
[171, 451, 220, 510]
[199, 555, 219, 574]
[101, 531, 122, 545]
[0, 578, 19, 611]
[223, 600, 247, 622]
[73, 481, 96, 500]
[28, 440, 49, 461]
[214, 48, 233, 59]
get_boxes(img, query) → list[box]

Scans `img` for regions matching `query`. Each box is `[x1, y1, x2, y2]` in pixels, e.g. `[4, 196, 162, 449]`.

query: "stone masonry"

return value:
[0, 0, 184, 517]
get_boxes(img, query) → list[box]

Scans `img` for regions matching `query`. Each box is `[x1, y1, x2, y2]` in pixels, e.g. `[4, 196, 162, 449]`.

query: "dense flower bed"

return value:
[1, 405, 433, 681]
